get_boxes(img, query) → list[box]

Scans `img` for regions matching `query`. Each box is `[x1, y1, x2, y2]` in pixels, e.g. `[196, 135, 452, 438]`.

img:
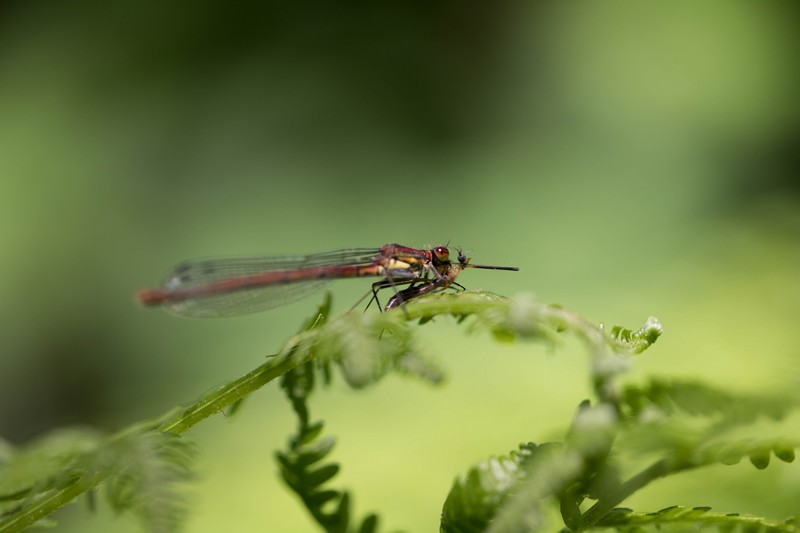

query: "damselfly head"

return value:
[431, 245, 450, 263]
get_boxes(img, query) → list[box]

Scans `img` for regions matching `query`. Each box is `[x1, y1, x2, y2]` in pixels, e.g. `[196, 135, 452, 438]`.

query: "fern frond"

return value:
[596, 506, 798, 532]
[277, 302, 444, 390]
[621, 421, 800, 471]
[620, 379, 799, 421]
[0, 428, 105, 528]
[0, 291, 665, 532]
[605, 317, 663, 355]
[617, 379, 800, 470]
[440, 442, 547, 533]
[103, 432, 195, 533]
[0, 429, 193, 533]
[276, 361, 379, 533]
[276, 298, 381, 533]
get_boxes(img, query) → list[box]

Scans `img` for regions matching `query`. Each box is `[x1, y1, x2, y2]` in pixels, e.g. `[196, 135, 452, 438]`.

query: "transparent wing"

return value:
[158, 248, 383, 318]
[166, 279, 332, 318]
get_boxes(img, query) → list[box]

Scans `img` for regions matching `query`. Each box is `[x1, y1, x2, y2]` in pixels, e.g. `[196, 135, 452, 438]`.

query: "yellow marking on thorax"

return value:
[384, 258, 413, 271]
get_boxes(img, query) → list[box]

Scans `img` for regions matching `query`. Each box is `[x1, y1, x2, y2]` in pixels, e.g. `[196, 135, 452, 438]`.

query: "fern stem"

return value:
[577, 459, 670, 529]
[0, 470, 108, 532]
[157, 354, 302, 434]
[0, 352, 306, 533]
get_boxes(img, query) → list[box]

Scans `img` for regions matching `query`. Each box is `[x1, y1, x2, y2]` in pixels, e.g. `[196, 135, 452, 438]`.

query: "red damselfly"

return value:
[137, 244, 518, 318]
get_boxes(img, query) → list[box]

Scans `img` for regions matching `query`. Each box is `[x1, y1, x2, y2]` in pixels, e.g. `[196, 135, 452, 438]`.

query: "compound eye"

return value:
[434, 246, 449, 261]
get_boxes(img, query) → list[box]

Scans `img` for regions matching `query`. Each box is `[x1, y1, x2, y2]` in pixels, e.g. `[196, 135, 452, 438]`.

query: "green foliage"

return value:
[438, 320, 799, 532]
[273, 298, 377, 533]
[1, 290, 798, 532]
[440, 442, 563, 533]
[596, 506, 798, 532]
[0, 428, 104, 523]
[0, 429, 193, 533]
[102, 432, 195, 532]
[616, 379, 800, 471]
[275, 367, 377, 533]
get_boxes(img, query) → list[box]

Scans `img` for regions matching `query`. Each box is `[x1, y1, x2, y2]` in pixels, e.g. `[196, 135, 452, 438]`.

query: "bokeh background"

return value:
[1, 2, 799, 531]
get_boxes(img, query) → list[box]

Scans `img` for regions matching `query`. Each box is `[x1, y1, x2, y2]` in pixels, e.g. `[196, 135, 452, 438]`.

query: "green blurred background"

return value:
[1, 2, 798, 531]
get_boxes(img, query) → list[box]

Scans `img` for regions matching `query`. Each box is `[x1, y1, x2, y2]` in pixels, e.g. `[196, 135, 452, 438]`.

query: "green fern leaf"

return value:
[596, 506, 798, 532]
[304, 464, 341, 488]
[440, 443, 547, 533]
[357, 513, 378, 533]
[0, 428, 104, 522]
[305, 489, 339, 507]
[296, 437, 337, 468]
[103, 432, 195, 533]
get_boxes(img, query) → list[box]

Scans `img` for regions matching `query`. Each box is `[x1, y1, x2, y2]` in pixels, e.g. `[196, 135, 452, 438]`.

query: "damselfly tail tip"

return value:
[137, 288, 168, 307]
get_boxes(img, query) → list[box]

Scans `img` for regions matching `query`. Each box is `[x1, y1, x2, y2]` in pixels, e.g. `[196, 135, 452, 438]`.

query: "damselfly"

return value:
[137, 243, 518, 318]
